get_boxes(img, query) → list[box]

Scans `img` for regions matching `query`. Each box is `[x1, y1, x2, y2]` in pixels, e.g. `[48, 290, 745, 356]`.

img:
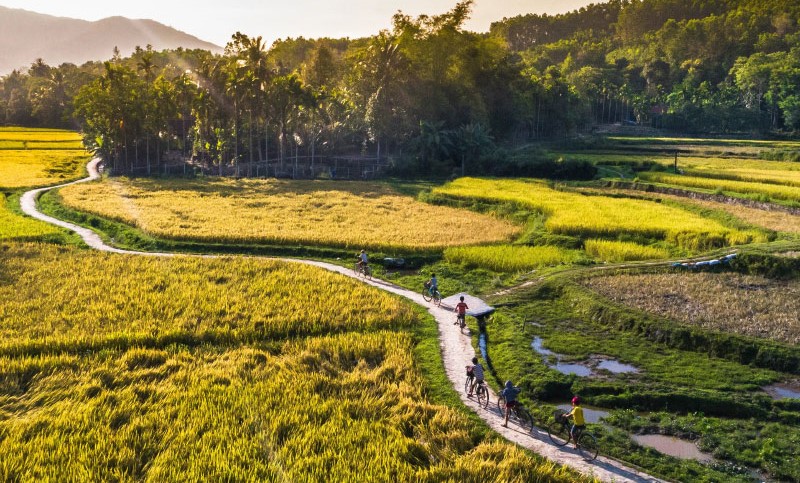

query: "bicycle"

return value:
[547, 409, 598, 460]
[455, 313, 467, 333]
[421, 283, 442, 305]
[497, 395, 534, 432]
[464, 367, 489, 409]
[353, 262, 372, 279]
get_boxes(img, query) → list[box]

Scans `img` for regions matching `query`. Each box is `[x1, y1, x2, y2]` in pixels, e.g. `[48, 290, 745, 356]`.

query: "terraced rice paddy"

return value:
[0, 128, 89, 189]
[583, 239, 671, 262]
[640, 172, 800, 203]
[432, 178, 765, 250]
[443, 244, 585, 272]
[57, 178, 520, 251]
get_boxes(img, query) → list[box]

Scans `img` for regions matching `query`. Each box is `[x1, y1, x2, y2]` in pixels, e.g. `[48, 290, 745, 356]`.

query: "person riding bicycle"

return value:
[564, 395, 586, 448]
[454, 296, 469, 326]
[501, 380, 521, 427]
[427, 273, 438, 296]
[466, 356, 484, 397]
[357, 249, 368, 272]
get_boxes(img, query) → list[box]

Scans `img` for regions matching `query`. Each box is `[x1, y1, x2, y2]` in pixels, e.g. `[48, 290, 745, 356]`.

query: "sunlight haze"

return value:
[0, 0, 597, 46]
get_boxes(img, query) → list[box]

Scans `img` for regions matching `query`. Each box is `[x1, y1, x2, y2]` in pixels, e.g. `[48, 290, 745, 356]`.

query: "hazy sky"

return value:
[0, 0, 597, 47]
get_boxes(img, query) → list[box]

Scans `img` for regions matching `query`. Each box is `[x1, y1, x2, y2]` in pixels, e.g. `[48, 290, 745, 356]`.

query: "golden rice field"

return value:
[583, 239, 671, 262]
[682, 168, 800, 188]
[0, 242, 580, 481]
[0, 244, 415, 352]
[640, 172, 800, 203]
[0, 127, 84, 141]
[0, 140, 86, 150]
[583, 272, 800, 345]
[0, 193, 63, 240]
[672, 156, 800, 174]
[607, 136, 800, 151]
[577, 187, 800, 235]
[653, 195, 800, 235]
[0, 149, 90, 189]
[0, 339, 576, 481]
[57, 178, 520, 251]
[569, 152, 800, 175]
[432, 178, 766, 250]
[443, 244, 584, 272]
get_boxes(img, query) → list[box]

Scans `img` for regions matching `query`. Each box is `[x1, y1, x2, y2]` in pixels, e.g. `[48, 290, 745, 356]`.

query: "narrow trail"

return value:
[20, 159, 664, 482]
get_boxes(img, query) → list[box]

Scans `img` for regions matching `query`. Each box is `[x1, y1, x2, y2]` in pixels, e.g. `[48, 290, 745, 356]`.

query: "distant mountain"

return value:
[0, 6, 222, 74]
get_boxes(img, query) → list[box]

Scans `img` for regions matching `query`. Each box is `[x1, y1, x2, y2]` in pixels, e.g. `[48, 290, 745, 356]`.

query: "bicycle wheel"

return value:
[497, 395, 507, 412]
[464, 375, 473, 394]
[515, 408, 534, 432]
[577, 433, 599, 461]
[547, 420, 571, 447]
[476, 384, 489, 409]
[364, 265, 373, 279]
[422, 289, 432, 302]
[433, 290, 442, 306]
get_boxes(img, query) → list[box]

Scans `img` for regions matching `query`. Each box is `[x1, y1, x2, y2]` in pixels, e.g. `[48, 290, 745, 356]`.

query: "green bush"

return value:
[731, 253, 800, 280]
[759, 149, 800, 162]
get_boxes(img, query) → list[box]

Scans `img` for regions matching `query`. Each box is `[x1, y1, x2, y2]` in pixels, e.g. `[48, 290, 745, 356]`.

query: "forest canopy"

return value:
[1, 0, 798, 176]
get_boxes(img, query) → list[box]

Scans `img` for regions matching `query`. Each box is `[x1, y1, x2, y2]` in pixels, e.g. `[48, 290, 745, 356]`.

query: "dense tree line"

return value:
[1, 0, 798, 177]
[493, 0, 800, 133]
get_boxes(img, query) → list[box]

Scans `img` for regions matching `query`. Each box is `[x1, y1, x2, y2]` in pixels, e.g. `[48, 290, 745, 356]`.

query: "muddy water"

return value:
[531, 336, 554, 356]
[597, 360, 639, 374]
[632, 434, 714, 463]
[556, 404, 609, 424]
[554, 362, 593, 376]
[763, 383, 800, 400]
[531, 337, 640, 377]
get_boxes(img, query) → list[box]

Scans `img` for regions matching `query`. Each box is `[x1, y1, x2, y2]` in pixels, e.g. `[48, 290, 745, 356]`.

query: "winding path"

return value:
[21, 159, 664, 482]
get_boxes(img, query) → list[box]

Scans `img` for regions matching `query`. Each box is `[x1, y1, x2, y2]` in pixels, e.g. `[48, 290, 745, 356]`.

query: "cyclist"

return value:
[467, 357, 484, 397]
[357, 249, 368, 272]
[501, 380, 521, 427]
[454, 296, 469, 326]
[564, 395, 586, 448]
[427, 273, 438, 296]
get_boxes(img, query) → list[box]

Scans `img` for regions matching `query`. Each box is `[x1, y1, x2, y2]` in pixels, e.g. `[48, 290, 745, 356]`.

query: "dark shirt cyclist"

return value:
[501, 380, 521, 428]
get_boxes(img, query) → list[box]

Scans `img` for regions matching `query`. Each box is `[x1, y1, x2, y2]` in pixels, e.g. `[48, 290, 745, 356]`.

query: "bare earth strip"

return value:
[20, 159, 663, 483]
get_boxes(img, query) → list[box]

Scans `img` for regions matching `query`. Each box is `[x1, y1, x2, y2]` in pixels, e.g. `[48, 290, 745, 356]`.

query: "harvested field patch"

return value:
[583, 272, 800, 344]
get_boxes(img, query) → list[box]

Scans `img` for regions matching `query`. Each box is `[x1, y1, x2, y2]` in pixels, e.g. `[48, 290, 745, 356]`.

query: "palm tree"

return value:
[415, 120, 453, 172]
[454, 123, 493, 176]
